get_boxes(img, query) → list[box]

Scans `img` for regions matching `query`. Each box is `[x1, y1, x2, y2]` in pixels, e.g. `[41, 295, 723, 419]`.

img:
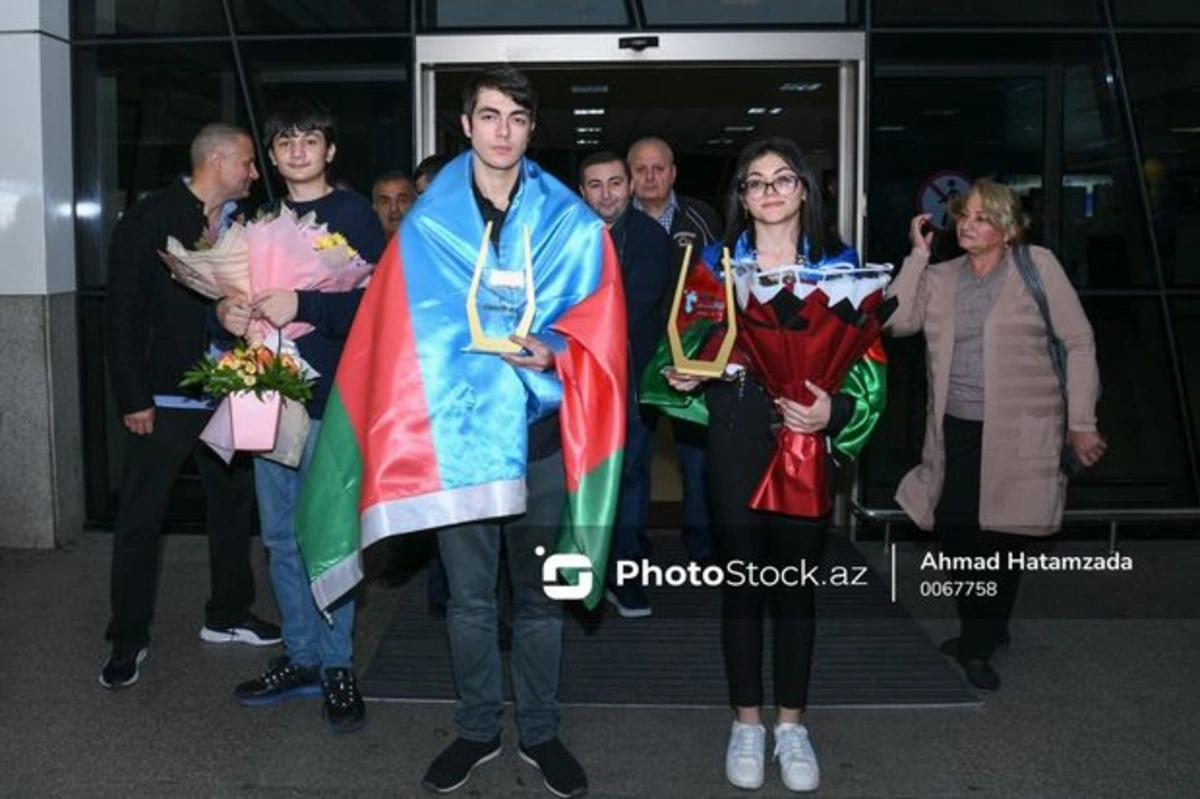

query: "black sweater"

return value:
[104, 179, 228, 415]
[264, 189, 386, 419]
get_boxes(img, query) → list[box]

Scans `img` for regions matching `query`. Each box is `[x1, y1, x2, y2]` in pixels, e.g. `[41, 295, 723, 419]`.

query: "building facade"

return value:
[2, 0, 1198, 546]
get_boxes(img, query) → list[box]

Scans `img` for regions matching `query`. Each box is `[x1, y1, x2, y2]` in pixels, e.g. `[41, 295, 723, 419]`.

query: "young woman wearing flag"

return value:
[664, 138, 888, 793]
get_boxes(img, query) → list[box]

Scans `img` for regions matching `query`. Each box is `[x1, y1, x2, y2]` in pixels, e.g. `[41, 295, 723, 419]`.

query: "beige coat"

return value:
[885, 245, 1101, 536]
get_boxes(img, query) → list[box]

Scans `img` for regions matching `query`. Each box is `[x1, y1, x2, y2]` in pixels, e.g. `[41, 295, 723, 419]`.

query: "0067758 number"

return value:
[919, 580, 998, 597]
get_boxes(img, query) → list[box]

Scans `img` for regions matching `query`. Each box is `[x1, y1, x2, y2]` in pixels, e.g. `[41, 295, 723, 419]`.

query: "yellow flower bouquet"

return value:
[181, 341, 314, 402]
[181, 342, 315, 464]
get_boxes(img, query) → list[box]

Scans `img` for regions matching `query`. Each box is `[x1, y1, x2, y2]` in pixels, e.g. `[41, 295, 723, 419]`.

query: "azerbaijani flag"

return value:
[295, 152, 626, 610]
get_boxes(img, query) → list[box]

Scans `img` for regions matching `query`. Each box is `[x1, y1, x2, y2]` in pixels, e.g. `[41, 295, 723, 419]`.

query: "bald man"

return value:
[628, 136, 721, 252]
[627, 136, 721, 568]
[102, 122, 279, 691]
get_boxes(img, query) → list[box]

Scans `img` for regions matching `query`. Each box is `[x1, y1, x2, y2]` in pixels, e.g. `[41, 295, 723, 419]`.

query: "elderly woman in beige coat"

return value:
[886, 178, 1105, 691]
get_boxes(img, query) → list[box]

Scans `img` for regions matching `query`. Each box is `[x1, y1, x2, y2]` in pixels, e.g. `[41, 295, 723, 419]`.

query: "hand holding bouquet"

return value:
[159, 205, 374, 345]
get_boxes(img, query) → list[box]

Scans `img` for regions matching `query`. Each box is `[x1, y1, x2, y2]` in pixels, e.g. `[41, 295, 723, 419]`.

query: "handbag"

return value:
[1012, 245, 1087, 477]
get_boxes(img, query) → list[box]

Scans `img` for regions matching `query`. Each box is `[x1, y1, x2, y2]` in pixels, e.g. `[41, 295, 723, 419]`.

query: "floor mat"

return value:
[362, 531, 980, 708]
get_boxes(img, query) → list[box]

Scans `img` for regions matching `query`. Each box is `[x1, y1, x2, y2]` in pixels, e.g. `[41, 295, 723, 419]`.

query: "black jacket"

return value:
[609, 205, 673, 381]
[666, 194, 722, 253]
[104, 179, 228, 415]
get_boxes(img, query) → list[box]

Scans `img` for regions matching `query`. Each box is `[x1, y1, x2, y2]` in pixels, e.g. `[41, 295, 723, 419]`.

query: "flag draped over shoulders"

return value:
[295, 152, 626, 609]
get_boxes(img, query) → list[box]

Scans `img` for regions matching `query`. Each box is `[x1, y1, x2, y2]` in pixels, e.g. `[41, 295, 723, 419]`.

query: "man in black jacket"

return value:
[100, 123, 279, 691]
[579, 151, 673, 617]
[628, 137, 720, 568]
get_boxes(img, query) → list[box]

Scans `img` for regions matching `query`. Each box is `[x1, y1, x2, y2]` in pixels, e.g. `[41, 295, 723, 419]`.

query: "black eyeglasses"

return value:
[740, 174, 801, 199]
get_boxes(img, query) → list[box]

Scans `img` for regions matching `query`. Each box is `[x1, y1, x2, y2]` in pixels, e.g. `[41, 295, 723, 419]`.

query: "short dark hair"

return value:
[722, 137, 835, 261]
[371, 170, 413, 197]
[413, 154, 447, 184]
[577, 151, 629, 186]
[461, 65, 537, 120]
[263, 97, 337, 149]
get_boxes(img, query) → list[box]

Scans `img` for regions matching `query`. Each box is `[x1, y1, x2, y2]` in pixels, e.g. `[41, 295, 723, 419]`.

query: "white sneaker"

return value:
[774, 723, 820, 792]
[725, 721, 766, 790]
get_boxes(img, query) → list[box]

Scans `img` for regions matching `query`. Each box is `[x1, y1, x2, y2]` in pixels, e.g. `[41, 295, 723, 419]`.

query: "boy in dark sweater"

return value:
[217, 98, 385, 732]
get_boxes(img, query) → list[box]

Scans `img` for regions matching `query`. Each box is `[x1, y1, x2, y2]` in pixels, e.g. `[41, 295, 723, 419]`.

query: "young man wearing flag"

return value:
[294, 66, 626, 797]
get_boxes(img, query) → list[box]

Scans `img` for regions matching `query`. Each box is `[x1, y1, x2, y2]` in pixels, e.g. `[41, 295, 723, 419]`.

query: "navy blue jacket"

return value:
[609, 205, 674, 383]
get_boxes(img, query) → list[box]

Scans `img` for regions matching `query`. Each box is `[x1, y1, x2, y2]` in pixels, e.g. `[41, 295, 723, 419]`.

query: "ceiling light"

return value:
[1169, 126, 1200, 133]
[724, 125, 755, 132]
[571, 84, 609, 94]
[575, 126, 602, 133]
[706, 138, 735, 145]
[576, 138, 600, 145]
[747, 107, 767, 115]
[779, 82, 821, 92]
[874, 125, 907, 132]
[769, 107, 783, 115]
[921, 108, 960, 117]
[573, 108, 605, 116]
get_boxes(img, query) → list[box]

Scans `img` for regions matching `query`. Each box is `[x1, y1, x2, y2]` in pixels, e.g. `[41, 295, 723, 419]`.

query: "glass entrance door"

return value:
[415, 32, 865, 242]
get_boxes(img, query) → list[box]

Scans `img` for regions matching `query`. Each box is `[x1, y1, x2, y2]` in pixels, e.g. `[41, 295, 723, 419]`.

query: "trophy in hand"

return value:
[666, 244, 738, 377]
[465, 221, 537, 354]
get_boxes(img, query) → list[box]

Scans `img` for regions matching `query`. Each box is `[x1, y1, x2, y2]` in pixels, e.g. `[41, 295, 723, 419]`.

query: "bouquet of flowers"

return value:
[732, 259, 894, 517]
[181, 340, 315, 466]
[161, 204, 374, 465]
[641, 249, 894, 518]
[159, 204, 374, 345]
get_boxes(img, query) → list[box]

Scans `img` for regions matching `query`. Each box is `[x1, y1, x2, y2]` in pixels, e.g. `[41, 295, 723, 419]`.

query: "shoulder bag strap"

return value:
[1012, 244, 1069, 400]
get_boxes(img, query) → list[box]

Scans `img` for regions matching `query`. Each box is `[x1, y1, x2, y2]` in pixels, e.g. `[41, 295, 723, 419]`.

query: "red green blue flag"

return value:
[295, 153, 626, 609]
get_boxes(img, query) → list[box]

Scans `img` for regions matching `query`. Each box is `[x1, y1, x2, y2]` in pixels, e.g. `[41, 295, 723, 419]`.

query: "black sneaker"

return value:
[519, 738, 588, 798]
[605, 583, 651, 618]
[98, 646, 148, 690]
[321, 667, 366, 733]
[200, 614, 282, 646]
[422, 735, 502, 793]
[234, 656, 321, 707]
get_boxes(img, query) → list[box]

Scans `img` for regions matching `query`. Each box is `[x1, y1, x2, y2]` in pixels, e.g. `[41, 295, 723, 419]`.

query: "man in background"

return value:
[101, 123, 279, 691]
[627, 136, 720, 567]
[372, 170, 417, 236]
[579, 150, 673, 617]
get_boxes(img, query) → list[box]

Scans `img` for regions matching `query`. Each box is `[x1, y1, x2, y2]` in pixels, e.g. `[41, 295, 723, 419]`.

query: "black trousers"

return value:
[707, 380, 829, 711]
[935, 415, 1027, 662]
[106, 407, 256, 649]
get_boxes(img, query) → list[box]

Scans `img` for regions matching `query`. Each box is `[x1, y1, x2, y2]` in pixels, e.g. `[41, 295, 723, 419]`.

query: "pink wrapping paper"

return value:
[243, 208, 374, 344]
[200, 391, 282, 463]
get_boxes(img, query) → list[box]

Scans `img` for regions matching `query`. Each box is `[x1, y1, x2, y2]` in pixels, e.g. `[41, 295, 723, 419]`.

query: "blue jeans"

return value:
[673, 418, 714, 562]
[437, 451, 565, 746]
[610, 405, 656, 581]
[255, 420, 354, 670]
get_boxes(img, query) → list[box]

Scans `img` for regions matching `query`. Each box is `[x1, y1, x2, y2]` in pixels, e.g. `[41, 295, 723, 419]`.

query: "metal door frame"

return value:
[413, 31, 867, 249]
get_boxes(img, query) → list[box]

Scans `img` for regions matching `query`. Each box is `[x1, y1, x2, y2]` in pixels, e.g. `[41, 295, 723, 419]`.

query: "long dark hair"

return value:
[722, 137, 836, 262]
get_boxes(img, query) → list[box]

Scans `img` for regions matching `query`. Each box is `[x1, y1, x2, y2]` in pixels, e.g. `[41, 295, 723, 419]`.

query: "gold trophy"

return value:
[465, 221, 537, 354]
[667, 245, 738, 377]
